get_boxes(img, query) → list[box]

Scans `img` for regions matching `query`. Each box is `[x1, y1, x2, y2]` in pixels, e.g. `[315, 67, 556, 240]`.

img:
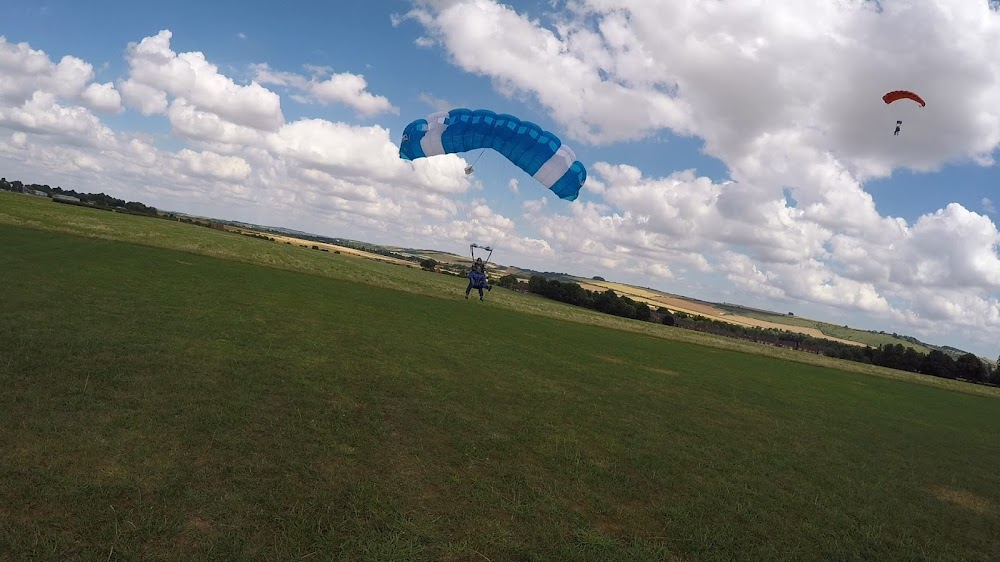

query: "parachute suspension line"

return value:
[456, 192, 473, 258]
[487, 219, 513, 260]
[460, 196, 474, 245]
[485, 173, 520, 260]
[464, 149, 487, 175]
[462, 148, 513, 266]
[460, 149, 491, 256]
[464, 150, 489, 258]
[471, 148, 486, 168]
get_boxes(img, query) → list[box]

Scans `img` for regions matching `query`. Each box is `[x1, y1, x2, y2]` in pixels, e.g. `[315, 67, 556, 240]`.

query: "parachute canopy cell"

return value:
[882, 90, 926, 107]
[398, 108, 587, 202]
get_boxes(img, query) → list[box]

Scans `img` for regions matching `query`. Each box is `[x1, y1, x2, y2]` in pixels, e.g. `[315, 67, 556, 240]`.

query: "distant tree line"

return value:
[519, 274, 1000, 386]
[525, 274, 653, 321]
[1, 176, 158, 216]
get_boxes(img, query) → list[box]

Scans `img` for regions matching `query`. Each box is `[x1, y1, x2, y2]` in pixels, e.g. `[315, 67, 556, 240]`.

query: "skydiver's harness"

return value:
[468, 244, 492, 289]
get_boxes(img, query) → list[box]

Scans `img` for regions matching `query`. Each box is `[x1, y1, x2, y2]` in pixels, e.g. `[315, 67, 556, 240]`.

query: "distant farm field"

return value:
[1, 193, 999, 560]
[717, 306, 936, 353]
[579, 279, 930, 350]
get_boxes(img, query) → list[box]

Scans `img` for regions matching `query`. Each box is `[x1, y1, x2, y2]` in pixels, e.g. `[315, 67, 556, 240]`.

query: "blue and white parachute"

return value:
[398, 108, 587, 202]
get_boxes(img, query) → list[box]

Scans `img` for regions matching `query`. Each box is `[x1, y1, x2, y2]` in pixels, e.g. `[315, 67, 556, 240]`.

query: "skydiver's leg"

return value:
[478, 287, 484, 300]
[466, 281, 473, 298]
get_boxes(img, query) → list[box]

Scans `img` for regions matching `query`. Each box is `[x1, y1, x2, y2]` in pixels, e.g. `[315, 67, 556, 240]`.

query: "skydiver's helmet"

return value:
[476, 258, 483, 264]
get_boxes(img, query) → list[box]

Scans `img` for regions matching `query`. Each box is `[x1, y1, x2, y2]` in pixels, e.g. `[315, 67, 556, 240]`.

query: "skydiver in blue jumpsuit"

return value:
[465, 258, 491, 300]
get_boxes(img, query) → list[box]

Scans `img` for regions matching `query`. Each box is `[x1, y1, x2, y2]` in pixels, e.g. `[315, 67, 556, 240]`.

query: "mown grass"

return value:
[2, 192, 996, 400]
[2, 220, 999, 560]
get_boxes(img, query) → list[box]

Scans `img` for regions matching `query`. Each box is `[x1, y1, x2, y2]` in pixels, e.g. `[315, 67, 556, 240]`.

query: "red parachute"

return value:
[883, 90, 925, 136]
[882, 90, 926, 107]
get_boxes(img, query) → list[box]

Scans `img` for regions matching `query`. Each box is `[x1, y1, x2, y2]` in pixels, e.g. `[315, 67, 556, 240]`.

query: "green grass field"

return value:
[3, 192, 994, 398]
[2, 192, 999, 560]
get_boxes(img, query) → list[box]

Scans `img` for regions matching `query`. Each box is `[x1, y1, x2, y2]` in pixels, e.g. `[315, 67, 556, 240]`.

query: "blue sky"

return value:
[2, 0, 999, 357]
[1, 0, 734, 255]
[4, 0, 729, 178]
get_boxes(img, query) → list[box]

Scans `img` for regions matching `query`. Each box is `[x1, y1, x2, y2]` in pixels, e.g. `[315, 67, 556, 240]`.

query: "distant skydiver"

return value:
[883, 90, 925, 136]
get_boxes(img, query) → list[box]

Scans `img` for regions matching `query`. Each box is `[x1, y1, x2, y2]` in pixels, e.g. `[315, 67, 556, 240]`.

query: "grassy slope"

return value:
[143, 194, 975, 356]
[2, 224, 999, 560]
[1, 192, 995, 399]
[716, 305, 935, 353]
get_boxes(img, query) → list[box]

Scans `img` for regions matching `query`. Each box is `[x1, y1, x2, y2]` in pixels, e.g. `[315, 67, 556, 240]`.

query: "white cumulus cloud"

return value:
[252, 63, 398, 117]
[119, 30, 284, 131]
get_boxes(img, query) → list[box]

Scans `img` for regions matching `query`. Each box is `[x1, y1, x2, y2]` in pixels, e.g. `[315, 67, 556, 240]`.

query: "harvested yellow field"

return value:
[575, 281, 615, 293]
[647, 294, 727, 317]
[584, 280, 670, 300]
[579, 280, 865, 347]
[579, 283, 724, 317]
[410, 251, 465, 263]
[714, 314, 865, 346]
[241, 230, 417, 267]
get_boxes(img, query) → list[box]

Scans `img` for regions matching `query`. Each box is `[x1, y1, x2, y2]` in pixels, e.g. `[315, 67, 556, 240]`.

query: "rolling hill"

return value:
[145, 209, 995, 363]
